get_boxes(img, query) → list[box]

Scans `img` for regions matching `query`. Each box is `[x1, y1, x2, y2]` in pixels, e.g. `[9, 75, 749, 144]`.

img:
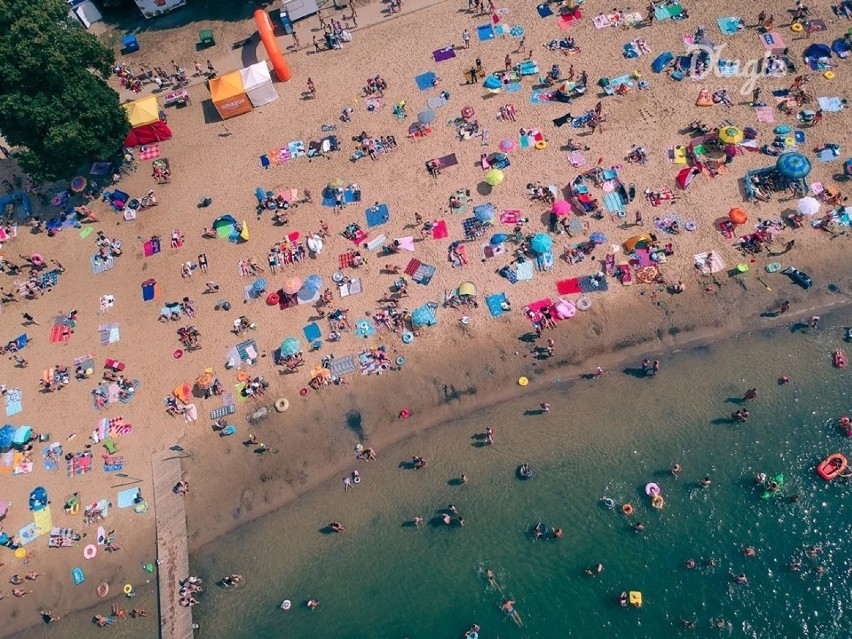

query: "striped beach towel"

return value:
[139, 145, 160, 161]
[91, 255, 115, 275]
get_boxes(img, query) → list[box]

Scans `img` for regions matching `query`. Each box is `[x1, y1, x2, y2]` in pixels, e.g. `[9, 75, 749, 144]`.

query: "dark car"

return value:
[783, 266, 813, 289]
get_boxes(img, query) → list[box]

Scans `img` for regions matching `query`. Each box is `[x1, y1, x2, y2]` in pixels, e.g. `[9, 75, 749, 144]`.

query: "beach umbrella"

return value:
[484, 169, 504, 186]
[12, 426, 32, 446]
[417, 109, 436, 125]
[797, 196, 820, 216]
[282, 276, 302, 295]
[552, 200, 571, 216]
[173, 382, 192, 404]
[474, 204, 495, 223]
[728, 208, 748, 225]
[590, 232, 606, 245]
[490, 233, 508, 245]
[327, 178, 344, 190]
[675, 166, 700, 190]
[280, 337, 301, 357]
[531, 233, 553, 254]
[251, 279, 267, 295]
[195, 369, 216, 390]
[499, 138, 516, 153]
[718, 126, 744, 144]
[70, 176, 87, 192]
[510, 25, 525, 38]
[0, 424, 13, 449]
[776, 152, 811, 179]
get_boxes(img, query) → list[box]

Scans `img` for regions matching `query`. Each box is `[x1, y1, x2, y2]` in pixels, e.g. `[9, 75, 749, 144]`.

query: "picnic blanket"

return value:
[415, 71, 437, 91]
[411, 262, 436, 285]
[139, 145, 160, 161]
[327, 354, 357, 378]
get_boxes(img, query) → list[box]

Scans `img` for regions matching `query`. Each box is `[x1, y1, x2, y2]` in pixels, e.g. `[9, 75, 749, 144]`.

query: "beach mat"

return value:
[531, 89, 555, 105]
[415, 71, 437, 91]
[90, 255, 115, 275]
[365, 203, 390, 228]
[432, 220, 448, 239]
[33, 505, 53, 535]
[516, 261, 534, 281]
[433, 47, 456, 62]
[580, 275, 610, 293]
[477, 24, 495, 41]
[404, 258, 421, 276]
[556, 278, 582, 295]
[536, 3, 553, 17]
[817, 97, 843, 112]
[759, 32, 785, 50]
[433, 153, 458, 169]
[426, 95, 448, 110]
[328, 354, 357, 377]
[117, 487, 140, 509]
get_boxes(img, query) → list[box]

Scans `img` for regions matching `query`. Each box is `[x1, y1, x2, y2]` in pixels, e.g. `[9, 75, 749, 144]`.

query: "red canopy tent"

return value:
[122, 96, 173, 147]
[124, 121, 172, 146]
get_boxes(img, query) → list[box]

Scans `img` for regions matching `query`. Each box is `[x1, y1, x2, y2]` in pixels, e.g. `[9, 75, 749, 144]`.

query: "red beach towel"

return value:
[556, 278, 582, 295]
[432, 220, 448, 240]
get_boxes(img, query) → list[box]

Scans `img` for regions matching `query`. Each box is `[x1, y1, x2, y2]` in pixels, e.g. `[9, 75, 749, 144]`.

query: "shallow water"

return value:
[188, 311, 852, 639]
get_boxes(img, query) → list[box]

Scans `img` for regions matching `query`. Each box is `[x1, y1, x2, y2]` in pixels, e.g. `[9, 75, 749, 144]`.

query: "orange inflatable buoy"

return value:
[622, 503, 634, 516]
[728, 208, 748, 225]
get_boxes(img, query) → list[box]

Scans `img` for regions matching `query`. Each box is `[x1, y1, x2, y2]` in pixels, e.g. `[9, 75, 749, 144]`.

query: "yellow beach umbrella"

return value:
[459, 282, 476, 297]
[484, 168, 504, 186]
[718, 126, 743, 145]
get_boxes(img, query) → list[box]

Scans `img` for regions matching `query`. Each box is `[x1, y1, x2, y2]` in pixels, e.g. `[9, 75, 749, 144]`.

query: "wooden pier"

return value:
[152, 453, 194, 639]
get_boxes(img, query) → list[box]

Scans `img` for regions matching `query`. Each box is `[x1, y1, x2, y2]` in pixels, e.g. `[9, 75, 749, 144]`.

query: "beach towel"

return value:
[117, 487, 140, 509]
[817, 97, 844, 112]
[43, 444, 62, 471]
[477, 24, 495, 41]
[603, 192, 625, 213]
[404, 258, 422, 276]
[18, 523, 38, 545]
[139, 145, 160, 161]
[143, 238, 161, 256]
[98, 323, 120, 346]
[593, 14, 612, 29]
[717, 60, 739, 77]
[66, 453, 92, 478]
[412, 262, 437, 285]
[759, 32, 785, 50]
[141, 279, 157, 301]
[433, 47, 456, 62]
[339, 251, 356, 269]
[355, 318, 375, 338]
[415, 71, 437, 91]
[394, 236, 416, 251]
[33, 505, 53, 535]
[560, 11, 582, 29]
[427, 95, 448, 110]
[500, 210, 520, 225]
[655, 3, 683, 20]
[536, 3, 553, 18]
[717, 17, 743, 35]
[303, 323, 322, 345]
[505, 83, 522, 93]
[339, 278, 363, 297]
[210, 404, 235, 420]
[568, 151, 587, 167]
[481, 242, 505, 260]
[432, 220, 449, 239]
[433, 153, 459, 169]
[485, 293, 509, 317]
[365, 203, 390, 228]
[556, 278, 582, 295]
[49, 324, 71, 344]
[260, 154, 270, 169]
[816, 147, 841, 162]
[516, 261, 534, 282]
[535, 251, 553, 271]
[634, 265, 661, 284]
[580, 275, 610, 293]
[530, 89, 555, 105]
[755, 106, 775, 123]
[366, 234, 386, 251]
[328, 354, 357, 377]
[90, 255, 115, 275]
[462, 217, 481, 239]
[348, 229, 368, 245]
[525, 299, 553, 323]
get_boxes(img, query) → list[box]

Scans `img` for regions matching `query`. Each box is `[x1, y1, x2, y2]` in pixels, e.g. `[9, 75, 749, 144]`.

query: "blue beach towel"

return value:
[817, 97, 843, 112]
[117, 487, 141, 509]
[303, 322, 322, 343]
[716, 17, 743, 35]
[415, 71, 437, 91]
[355, 318, 375, 338]
[477, 24, 495, 41]
[486, 293, 509, 317]
[536, 3, 553, 17]
[505, 83, 522, 93]
[603, 192, 625, 213]
[816, 147, 841, 162]
[530, 90, 553, 105]
[718, 60, 739, 77]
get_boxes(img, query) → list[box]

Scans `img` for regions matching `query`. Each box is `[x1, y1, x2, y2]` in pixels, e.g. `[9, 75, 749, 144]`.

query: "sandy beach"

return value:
[1, 0, 851, 634]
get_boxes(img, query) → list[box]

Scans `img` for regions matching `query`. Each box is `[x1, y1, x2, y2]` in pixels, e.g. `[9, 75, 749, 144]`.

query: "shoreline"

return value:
[188, 287, 852, 556]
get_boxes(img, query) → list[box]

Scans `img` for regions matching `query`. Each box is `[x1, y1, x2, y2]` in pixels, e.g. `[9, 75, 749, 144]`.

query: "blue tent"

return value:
[490, 233, 508, 245]
[651, 51, 674, 73]
[29, 486, 48, 512]
[411, 304, 438, 327]
[803, 43, 832, 60]
[12, 425, 32, 446]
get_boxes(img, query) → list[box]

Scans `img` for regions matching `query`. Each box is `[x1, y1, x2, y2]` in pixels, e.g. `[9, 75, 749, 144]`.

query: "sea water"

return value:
[38, 311, 852, 638]
[188, 310, 852, 639]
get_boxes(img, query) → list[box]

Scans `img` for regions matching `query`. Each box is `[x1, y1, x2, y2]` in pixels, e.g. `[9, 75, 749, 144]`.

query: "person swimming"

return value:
[486, 569, 498, 589]
[501, 599, 522, 625]
[619, 591, 628, 607]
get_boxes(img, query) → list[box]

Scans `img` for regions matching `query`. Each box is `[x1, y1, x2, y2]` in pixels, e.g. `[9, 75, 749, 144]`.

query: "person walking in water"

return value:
[743, 388, 757, 401]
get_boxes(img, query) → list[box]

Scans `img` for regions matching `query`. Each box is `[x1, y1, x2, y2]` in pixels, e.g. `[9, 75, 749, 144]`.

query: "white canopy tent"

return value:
[240, 63, 279, 108]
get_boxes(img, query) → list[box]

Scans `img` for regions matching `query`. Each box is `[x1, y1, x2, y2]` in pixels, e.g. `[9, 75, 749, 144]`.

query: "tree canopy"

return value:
[0, 0, 130, 180]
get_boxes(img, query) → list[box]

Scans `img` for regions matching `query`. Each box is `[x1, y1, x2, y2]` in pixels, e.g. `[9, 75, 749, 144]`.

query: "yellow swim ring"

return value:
[534, 140, 547, 150]
[518, 376, 529, 386]
[791, 22, 803, 32]
[123, 584, 133, 595]
[824, 71, 835, 80]
[651, 495, 664, 509]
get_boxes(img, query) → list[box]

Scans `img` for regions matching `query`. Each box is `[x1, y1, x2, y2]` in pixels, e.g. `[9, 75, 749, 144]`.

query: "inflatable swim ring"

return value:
[123, 584, 133, 595]
[651, 495, 664, 509]
[518, 376, 529, 386]
[685, 221, 697, 232]
[173, 349, 183, 359]
[274, 397, 289, 413]
[396, 357, 405, 366]
[352, 474, 361, 484]
[576, 296, 592, 311]
[462, 106, 475, 119]
[535, 140, 547, 150]
[791, 22, 803, 32]
[824, 71, 835, 80]
[97, 582, 109, 598]
[69, 501, 80, 515]
[765, 262, 781, 273]
[600, 497, 615, 509]
[14, 548, 26, 559]
[618, 210, 627, 219]
[644, 482, 661, 497]
[280, 599, 292, 610]
[299, 387, 308, 396]
[83, 544, 97, 560]
[402, 332, 414, 344]
[266, 292, 280, 306]
[622, 503, 634, 516]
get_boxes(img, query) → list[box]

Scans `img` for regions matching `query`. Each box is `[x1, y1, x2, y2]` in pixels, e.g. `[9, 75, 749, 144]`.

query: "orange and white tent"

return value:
[209, 71, 253, 120]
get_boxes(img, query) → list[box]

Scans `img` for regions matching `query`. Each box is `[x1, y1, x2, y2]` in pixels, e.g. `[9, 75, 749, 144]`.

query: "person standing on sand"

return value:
[780, 300, 790, 314]
[743, 388, 757, 401]
[540, 402, 550, 413]
[463, 29, 470, 49]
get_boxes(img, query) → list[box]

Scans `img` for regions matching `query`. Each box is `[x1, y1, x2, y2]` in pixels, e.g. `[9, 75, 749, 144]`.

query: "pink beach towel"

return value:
[759, 32, 785, 50]
[755, 106, 775, 123]
[432, 220, 448, 239]
[500, 210, 521, 225]
[524, 298, 554, 322]
[350, 229, 368, 245]
[139, 145, 161, 161]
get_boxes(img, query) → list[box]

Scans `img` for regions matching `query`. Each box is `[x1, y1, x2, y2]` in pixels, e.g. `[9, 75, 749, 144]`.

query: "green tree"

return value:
[0, 0, 130, 180]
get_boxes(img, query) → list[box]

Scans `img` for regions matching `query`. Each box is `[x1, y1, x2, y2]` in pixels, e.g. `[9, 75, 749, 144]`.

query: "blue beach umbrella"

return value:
[590, 232, 606, 245]
[0, 424, 13, 449]
[474, 203, 496, 223]
[531, 233, 553, 254]
[776, 152, 811, 179]
[280, 338, 301, 357]
[490, 233, 508, 245]
[303, 274, 322, 293]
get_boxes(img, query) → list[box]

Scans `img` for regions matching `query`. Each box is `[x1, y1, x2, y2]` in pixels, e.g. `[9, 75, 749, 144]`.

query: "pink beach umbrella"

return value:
[552, 200, 571, 216]
[499, 138, 517, 153]
[282, 276, 302, 295]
